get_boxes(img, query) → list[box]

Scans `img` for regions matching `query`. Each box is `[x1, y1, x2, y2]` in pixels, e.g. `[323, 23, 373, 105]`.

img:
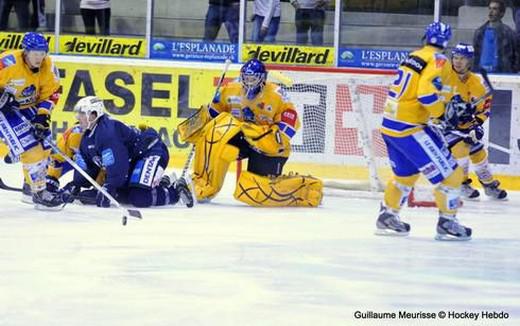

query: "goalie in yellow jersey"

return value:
[443, 43, 507, 200]
[179, 58, 323, 207]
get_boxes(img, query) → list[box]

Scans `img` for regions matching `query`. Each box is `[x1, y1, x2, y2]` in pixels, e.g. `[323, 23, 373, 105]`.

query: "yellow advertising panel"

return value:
[59, 35, 146, 58]
[242, 43, 334, 66]
[52, 61, 239, 161]
[0, 32, 55, 52]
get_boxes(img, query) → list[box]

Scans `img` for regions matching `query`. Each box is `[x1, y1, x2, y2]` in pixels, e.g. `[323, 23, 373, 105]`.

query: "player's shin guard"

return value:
[470, 149, 494, 184]
[20, 145, 49, 193]
[434, 167, 463, 216]
[383, 174, 419, 211]
[192, 112, 242, 202]
[233, 171, 323, 207]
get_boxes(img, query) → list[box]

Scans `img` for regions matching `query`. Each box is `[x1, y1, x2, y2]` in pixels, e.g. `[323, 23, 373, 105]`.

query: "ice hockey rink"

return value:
[0, 163, 519, 326]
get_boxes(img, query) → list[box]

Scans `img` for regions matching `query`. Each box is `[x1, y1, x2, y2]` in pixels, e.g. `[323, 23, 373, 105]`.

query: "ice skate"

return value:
[375, 205, 410, 236]
[435, 216, 472, 241]
[460, 179, 480, 200]
[32, 189, 65, 211]
[481, 180, 507, 200]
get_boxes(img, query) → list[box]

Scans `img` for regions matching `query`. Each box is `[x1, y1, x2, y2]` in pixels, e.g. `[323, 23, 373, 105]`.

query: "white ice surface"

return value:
[0, 163, 519, 326]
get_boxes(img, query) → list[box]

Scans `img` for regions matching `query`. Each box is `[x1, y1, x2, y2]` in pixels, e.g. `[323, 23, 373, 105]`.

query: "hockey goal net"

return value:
[237, 66, 436, 206]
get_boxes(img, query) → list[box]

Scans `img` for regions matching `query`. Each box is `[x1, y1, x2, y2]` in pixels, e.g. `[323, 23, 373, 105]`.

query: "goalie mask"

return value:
[424, 21, 452, 49]
[240, 58, 267, 100]
[74, 96, 106, 129]
[451, 43, 474, 75]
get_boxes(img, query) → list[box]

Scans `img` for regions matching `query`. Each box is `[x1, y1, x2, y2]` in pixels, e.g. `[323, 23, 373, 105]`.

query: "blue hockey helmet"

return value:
[424, 22, 452, 49]
[451, 43, 474, 59]
[240, 58, 267, 100]
[21, 32, 49, 52]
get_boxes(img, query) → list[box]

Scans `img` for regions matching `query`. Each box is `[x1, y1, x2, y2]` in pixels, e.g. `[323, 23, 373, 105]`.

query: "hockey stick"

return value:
[179, 59, 232, 180]
[470, 69, 494, 107]
[0, 178, 22, 192]
[46, 141, 142, 225]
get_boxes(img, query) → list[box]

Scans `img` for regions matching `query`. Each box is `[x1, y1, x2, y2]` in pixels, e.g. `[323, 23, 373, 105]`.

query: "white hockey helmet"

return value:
[74, 96, 105, 127]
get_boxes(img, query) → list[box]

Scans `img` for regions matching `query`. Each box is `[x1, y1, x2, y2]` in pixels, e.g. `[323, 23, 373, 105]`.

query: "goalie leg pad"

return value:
[384, 174, 420, 211]
[434, 166, 463, 214]
[193, 112, 242, 201]
[233, 171, 323, 207]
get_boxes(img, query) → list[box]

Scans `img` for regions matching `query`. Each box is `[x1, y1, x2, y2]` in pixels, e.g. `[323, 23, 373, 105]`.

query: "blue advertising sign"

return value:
[338, 48, 409, 70]
[150, 39, 238, 63]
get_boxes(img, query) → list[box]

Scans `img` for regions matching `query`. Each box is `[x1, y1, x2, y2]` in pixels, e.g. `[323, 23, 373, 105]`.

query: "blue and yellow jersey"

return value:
[209, 81, 299, 157]
[381, 45, 452, 137]
[47, 125, 83, 179]
[443, 69, 491, 130]
[0, 49, 60, 115]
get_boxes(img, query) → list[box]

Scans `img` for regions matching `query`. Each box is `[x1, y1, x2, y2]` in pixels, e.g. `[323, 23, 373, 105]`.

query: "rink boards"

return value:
[48, 56, 520, 189]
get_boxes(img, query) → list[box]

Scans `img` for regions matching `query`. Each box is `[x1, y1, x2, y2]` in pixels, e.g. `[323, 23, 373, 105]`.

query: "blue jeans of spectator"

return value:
[295, 8, 325, 46]
[251, 15, 280, 43]
[204, 3, 239, 43]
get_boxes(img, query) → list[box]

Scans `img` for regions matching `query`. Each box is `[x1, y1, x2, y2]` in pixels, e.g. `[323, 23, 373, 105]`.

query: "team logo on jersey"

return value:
[434, 53, 447, 68]
[21, 85, 36, 97]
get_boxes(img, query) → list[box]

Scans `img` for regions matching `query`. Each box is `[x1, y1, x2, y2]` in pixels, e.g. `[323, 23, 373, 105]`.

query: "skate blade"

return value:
[374, 228, 409, 237]
[435, 233, 471, 241]
[34, 203, 65, 211]
[21, 195, 34, 205]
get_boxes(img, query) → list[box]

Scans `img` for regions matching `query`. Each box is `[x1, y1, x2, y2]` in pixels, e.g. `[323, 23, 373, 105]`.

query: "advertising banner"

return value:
[151, 38, 238, 63]
[59, 35, 146, 58]
[52, 61, 239, 155]
[242, 43, 334, 66]
[338, 47, 409, 69]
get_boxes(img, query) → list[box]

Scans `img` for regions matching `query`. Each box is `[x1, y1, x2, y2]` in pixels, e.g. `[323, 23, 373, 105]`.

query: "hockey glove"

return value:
[0, 90, 17, 114]
[242, 107, 255, 122]
[464, 125, 484, 145]
[33, 113, 50, 140]
[445, 95, 475, 128]
[46, 176, 60, 193]
[96, 184, 115, 208]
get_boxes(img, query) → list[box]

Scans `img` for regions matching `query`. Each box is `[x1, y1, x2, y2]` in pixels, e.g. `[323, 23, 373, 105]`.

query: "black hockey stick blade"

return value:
[0, 178, 22, 192]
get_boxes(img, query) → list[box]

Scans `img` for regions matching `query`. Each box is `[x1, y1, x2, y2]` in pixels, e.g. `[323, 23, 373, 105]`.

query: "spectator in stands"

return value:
[31, 0, 47, 31]
[203, 0, 239, 44]
[290, 0, 329, 46]
[80, 0, 111, 35]
[0, 0, 30, 31]
[473, 0, 519, 72]
[251, 0, 281, 43]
